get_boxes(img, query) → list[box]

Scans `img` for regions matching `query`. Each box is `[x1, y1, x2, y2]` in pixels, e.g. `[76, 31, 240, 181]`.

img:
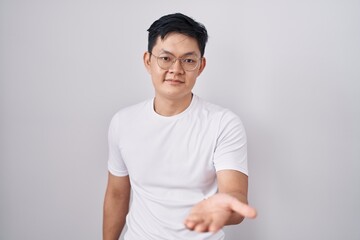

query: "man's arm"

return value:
[184, 170, 256, 232]
[217, 169, 251, 225]
[103, 172, 131, 240]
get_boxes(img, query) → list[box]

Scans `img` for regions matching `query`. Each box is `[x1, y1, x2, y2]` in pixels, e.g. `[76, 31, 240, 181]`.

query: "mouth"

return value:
[164, 79, 185, 84]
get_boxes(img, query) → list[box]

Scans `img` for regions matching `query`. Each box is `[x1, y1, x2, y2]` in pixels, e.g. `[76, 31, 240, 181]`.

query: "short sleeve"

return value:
[213, 111, 248, 175]
[107, 114, 129, 176]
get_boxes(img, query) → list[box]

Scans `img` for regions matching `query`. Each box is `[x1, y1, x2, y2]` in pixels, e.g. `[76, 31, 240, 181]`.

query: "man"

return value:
[103, 13, 256, 240]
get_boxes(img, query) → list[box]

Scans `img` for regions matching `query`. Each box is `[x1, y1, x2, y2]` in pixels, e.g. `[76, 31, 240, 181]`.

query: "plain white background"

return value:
[1, 0, 359, 239]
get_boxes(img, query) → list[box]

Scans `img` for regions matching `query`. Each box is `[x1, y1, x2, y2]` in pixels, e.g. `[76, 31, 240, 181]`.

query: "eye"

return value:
[183, 59, 195, 63]
[159, 56, 172, 62]
[182, 58, 198, 64]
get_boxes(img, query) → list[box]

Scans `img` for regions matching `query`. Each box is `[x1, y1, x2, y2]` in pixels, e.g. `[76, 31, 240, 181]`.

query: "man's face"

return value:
[144, 33, 206, 101]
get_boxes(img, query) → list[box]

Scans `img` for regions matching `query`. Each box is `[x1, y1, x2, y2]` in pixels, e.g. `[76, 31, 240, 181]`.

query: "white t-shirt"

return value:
[108, 95, 248, 240]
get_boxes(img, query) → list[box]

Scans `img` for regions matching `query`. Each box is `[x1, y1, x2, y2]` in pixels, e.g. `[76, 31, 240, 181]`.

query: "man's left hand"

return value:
[184, 193, 257, 233]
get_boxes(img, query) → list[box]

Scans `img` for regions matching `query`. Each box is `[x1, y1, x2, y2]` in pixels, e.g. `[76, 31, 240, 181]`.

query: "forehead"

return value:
[153, 33, 200, 56]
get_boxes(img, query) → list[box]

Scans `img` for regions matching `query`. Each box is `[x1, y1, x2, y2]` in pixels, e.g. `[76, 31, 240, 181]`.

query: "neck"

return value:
[154, 93, 193, 116]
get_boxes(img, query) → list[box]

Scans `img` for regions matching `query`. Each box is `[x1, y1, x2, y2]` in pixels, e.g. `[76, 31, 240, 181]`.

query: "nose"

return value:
[169, 59, 185, 74]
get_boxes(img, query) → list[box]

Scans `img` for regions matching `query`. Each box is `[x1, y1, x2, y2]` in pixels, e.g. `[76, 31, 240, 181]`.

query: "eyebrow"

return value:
[159, 49, 199, 57]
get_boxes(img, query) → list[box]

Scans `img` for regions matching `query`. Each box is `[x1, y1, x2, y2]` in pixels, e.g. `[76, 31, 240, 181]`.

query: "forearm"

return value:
[216, 170, 251, 226]
[103, 192, 130, 240]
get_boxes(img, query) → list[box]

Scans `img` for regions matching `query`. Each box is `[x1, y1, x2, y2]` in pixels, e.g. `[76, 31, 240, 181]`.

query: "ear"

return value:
[196, 57, 206, 77]
[143, 51, 152, 74]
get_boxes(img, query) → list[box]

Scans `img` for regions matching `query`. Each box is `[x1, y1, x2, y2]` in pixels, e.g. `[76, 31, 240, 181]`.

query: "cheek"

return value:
[148, 60, 160, 73]
[187, 74, 198, 84]
[151, 69, 167, 82]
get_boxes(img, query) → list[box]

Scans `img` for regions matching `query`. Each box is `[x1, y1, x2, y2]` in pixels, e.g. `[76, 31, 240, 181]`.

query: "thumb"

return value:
[230, 199, 257, 219]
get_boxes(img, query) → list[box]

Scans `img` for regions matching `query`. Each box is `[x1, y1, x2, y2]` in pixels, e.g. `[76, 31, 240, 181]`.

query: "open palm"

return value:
[184, 193, 257, 233]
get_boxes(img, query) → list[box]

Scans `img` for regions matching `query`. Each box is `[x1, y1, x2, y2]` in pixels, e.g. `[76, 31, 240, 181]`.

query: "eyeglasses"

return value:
[150, 52, 201, 71]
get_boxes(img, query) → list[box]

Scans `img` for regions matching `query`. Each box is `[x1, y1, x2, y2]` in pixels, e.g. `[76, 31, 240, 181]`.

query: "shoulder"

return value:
[195, 95, 241, 123]
[109, 99, 151, 128]
[194, 96, 246, 139]
[113, 99, 150, 119]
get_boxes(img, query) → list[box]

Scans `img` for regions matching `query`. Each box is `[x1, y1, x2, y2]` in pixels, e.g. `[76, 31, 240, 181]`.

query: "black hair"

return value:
[147, 13, 208, 57]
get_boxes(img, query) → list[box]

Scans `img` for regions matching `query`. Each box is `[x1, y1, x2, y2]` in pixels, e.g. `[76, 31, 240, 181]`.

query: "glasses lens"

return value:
[181, 56, 199, 71]
[156, 54, 199, 71]
[155, 54, 172, 70]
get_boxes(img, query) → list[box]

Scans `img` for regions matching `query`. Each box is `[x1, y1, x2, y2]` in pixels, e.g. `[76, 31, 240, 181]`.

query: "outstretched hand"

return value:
[184, 193, 257, 233]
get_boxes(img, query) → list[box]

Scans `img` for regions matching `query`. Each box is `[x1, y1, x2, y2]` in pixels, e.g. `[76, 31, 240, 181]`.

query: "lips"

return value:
[164, 79, 184, 84]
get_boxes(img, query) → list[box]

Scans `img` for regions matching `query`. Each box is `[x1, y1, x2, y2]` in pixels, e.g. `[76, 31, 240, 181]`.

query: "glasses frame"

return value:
[150, 52, 201, 72]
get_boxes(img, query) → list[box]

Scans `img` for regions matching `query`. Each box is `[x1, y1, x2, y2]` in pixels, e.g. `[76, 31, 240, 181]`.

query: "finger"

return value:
[184, 220, 196, 230]
[185, 214, 203, 224]
[208, 214, 227, 233]
[184, 215, 204, 230]
[230, 200, 257, 218]
[193, 217, 212, 233]
[208, 222, 222, 233]
[194, 223, 209, 232]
